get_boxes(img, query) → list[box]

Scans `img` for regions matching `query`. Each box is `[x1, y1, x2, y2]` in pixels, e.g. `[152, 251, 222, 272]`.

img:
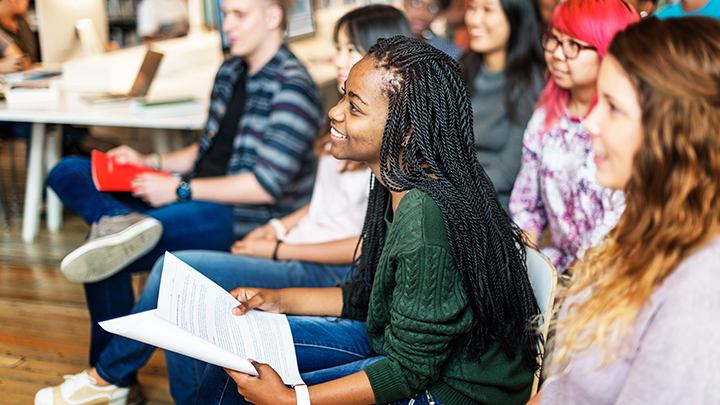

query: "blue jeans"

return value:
[47, 156, 236, 364]
[196, 316, 443, 405]
[0, 121, 31, 139]
[93, 250, 352, 405]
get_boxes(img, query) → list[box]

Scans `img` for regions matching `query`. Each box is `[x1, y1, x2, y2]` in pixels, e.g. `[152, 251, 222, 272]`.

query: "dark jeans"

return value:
[196, 316, 444, 405]
[47, 156, 236, 365]
[0, 121, 31, 139]
[94, 251, 352, 405]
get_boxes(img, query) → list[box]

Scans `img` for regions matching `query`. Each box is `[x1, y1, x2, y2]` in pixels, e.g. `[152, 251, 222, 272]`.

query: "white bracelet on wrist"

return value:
[268, 218, 287, 240]
[293, 383, 310, 405]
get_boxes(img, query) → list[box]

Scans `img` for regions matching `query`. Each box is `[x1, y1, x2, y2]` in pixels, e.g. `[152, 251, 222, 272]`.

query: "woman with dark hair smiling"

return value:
[460, 0, 545, 210]
[34, 6, 412, 405]
[196, 36, 541, 405]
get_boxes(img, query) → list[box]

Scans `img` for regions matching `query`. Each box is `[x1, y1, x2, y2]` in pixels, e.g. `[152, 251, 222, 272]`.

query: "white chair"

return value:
[525, 246, 557, 397]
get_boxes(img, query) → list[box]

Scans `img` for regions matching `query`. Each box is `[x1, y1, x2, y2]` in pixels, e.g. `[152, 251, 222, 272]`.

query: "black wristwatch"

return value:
[176, 178, 192, 202]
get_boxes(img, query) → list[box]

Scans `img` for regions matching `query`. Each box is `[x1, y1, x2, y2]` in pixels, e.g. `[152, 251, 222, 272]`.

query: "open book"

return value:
[91, 150, 173, 192]
[99, 252, 304, 385]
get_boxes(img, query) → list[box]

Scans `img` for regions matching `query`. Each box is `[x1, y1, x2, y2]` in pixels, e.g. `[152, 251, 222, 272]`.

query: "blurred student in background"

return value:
[0, 0, 35, 141]
[509, 0, 638, 275]
[404, 0, 463, 59]
[0, 0, 92, 154]
[460, 0, 545, 211]
[0, 31, 27, 72]
[0, 0, 36, 67]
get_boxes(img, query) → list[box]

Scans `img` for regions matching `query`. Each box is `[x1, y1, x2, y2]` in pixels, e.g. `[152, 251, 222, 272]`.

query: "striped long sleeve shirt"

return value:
[195, 44, 324, 237]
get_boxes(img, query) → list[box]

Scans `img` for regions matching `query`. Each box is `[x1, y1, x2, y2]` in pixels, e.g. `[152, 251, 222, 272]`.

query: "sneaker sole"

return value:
[34, 383, 133, 405]
[61, 218, 163, 283]
[35, 395, 132, 405]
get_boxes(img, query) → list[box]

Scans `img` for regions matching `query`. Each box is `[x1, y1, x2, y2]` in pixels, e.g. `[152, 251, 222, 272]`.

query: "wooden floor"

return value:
[0, 139, 173, 404]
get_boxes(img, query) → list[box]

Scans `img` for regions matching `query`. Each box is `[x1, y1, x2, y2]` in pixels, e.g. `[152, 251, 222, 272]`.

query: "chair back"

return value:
[525, 246, 557, 397]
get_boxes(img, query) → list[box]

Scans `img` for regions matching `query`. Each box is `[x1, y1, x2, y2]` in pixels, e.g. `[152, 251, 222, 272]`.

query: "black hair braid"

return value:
[349, 36, 540, 370]
[350, 177, 388, 308]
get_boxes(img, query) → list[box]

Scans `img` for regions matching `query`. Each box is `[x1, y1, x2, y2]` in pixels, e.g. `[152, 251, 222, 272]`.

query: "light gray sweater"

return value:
[541, 237, 720, 404]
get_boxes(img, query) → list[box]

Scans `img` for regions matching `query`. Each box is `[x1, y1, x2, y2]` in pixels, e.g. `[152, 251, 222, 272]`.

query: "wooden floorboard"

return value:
[0, 175, 173, 405]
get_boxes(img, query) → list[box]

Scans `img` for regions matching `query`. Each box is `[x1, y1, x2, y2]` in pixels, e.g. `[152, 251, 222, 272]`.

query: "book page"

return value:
[157, 252, 303, 384]
[100, 252, 303, 385]
[99, 309, 260, 376]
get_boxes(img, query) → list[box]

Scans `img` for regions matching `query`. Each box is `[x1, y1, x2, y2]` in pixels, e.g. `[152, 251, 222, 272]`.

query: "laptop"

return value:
[82, 50, 164, 107]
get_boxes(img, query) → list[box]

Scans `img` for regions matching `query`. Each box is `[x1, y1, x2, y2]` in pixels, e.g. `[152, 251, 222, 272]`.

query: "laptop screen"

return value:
[129, 50, 164, 97]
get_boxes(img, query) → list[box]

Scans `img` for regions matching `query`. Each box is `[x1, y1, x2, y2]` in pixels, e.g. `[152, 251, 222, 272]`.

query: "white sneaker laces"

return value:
[60, 371, 98, 395]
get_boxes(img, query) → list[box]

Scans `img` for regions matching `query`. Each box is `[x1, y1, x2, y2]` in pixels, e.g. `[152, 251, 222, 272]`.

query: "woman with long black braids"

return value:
[196, 36, 541, 405]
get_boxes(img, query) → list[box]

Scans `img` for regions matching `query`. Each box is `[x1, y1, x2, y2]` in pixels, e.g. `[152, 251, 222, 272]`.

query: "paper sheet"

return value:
[100, 252, 303, 385]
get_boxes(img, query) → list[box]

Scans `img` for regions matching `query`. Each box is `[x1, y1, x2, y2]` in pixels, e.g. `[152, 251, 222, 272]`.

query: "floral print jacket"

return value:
[509, 107, 625, 273]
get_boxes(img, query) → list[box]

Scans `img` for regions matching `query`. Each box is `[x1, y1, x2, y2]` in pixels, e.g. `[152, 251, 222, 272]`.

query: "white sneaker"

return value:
[61, 213, 163, 283]
[34, 370, 140, 405]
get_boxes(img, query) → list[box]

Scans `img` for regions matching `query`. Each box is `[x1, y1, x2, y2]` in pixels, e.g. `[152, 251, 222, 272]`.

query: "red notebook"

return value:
[91, 149, 172, 192]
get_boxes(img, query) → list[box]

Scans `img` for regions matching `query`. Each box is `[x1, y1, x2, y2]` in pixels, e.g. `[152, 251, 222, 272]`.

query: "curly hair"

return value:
[549, 16, 720, 373]
[347, 35, 541, 369]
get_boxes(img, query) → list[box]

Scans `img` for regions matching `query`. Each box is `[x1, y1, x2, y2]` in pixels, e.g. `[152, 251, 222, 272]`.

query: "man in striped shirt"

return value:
[42, 3, 323, 404]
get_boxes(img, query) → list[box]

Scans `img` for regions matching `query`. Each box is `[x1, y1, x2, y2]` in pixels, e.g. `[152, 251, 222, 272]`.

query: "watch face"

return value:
[177, 181, 192, 201]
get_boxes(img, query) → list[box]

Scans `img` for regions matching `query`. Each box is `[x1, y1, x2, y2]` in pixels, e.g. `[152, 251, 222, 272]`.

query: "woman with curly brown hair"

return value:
[531, 16, 720, 405]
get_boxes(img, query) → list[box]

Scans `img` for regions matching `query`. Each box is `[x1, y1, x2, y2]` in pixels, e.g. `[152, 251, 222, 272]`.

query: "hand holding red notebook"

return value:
[92, 149, 173, 192]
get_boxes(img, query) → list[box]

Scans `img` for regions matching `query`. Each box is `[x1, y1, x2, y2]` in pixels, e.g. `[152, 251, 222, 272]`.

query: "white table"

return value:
[8, 30, 341, 243]
[0, 88, 210, 243]
[8, 32, 228, 243]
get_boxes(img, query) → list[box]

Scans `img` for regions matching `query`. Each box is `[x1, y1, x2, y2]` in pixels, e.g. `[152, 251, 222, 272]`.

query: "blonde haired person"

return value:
[530, 16, 720, 404]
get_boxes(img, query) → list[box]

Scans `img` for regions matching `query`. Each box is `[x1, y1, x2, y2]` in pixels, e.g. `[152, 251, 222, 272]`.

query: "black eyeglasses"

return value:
[542, 32, 597, 60]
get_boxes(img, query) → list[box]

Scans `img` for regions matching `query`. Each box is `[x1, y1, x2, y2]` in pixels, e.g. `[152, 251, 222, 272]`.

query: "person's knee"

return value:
[170, 250, 202, 267]
[47, 156, 90, 188]
[171, 250, 229, 276]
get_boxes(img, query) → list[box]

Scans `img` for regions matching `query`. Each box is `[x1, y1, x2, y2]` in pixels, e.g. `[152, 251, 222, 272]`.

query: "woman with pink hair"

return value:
[531, 16, 720, 404]
[508, 0, 637, 275]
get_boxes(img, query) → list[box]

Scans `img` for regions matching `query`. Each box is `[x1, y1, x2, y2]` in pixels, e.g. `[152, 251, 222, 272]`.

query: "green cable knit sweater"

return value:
[341, 189, 533, 405]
